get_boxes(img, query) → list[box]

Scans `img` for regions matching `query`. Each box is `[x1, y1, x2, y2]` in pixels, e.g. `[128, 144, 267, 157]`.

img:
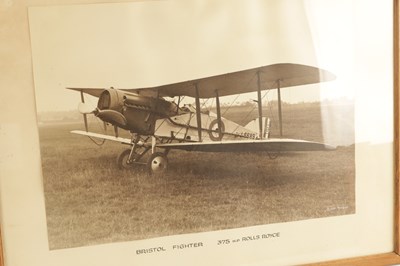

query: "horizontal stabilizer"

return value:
[157, 138, 336, 152]
[71, 130, 132, 144]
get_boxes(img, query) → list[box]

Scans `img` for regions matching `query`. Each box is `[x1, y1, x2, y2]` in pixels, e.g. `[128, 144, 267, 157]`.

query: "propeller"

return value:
[78, 102, 96, 114]
[77, 102, 93, 132]
[77, 102, 127, 130]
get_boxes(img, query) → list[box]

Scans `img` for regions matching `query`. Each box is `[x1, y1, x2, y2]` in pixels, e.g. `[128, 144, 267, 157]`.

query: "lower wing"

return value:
[71, 130, 335, 152]
[71, 130, 132, 144]
[157, 139, 336, 152]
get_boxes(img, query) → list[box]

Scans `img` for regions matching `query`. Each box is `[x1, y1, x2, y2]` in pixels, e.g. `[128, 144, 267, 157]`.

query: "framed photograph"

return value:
[0, 0, 399, 265]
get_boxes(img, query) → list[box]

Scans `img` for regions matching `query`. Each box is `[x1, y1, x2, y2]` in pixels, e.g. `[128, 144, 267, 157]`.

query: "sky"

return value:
[28, 0, 358, 113]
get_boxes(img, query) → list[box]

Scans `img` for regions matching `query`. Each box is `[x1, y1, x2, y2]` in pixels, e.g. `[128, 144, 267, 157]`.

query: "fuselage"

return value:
[94, 88, 259, 140]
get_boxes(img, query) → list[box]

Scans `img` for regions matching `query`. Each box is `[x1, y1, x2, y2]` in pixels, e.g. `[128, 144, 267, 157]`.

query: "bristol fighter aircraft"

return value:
[68, 63, 336, 175]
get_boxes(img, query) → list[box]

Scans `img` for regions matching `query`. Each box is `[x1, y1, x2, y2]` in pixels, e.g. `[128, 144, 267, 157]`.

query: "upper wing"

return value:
[157, 138, 336, 152]
[66, 87, 105, 97]
[67, 63, 335, 99]
[132, 63, 335, 98]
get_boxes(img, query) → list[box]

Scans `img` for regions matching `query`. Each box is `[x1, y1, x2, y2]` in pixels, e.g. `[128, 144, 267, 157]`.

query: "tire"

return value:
[117, 149, 134, 170]
[147, 152, 168, 175]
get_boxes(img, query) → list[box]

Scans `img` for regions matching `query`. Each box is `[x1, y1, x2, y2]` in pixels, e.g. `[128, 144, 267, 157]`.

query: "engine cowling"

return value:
[97, 88, 125, 112]
[95, 88, 178, 135]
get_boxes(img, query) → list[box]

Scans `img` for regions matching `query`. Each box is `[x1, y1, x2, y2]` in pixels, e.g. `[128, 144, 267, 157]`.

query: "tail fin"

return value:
[244, 117, 271, 139]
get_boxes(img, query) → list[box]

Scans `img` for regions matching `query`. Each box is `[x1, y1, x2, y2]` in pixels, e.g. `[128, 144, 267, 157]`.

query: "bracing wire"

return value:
[88, 136, 106, 146]
[221, 74, 258, 116]
[221, 93, 241, 116]
[230, 87, 272, 134]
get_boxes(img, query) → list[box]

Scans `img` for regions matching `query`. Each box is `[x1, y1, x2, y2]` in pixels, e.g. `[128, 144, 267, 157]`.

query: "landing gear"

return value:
[116, 146, 150, 170]
[116, 134, 169, 175]
[116, 134, 150, 170]
[147, 152, 168, 175]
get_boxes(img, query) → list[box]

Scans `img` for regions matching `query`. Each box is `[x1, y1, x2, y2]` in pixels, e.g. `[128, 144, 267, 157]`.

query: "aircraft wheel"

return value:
[117, 149, 135, 170]
[147, 152, 168, 175]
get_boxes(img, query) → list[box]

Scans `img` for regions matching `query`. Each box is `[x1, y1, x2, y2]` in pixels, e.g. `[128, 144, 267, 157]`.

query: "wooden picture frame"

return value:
[0, 0, 398, 265]
[313, 1, 400, 265]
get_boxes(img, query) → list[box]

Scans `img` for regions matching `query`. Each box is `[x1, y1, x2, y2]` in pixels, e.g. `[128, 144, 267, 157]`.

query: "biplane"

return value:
[68, 63, 336, 175]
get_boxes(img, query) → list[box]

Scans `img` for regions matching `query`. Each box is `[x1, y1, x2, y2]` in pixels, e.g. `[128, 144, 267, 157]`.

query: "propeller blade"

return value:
[78, 102, 96, 114]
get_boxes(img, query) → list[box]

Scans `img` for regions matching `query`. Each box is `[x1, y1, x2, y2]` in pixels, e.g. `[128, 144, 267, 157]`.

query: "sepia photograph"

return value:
[29, 0, 356, 250]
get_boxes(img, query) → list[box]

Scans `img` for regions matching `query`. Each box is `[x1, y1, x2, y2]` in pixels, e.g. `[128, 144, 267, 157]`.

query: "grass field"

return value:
[38, 102, 355, 250]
